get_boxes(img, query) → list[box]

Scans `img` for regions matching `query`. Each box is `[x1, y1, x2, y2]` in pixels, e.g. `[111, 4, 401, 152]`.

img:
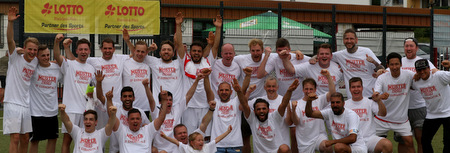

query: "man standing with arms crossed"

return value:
[3, 7, 39, 153]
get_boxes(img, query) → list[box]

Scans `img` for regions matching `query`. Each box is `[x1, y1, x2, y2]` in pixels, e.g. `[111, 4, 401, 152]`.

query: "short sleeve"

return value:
[371, 101, 379, 116]
[61, 59, 69, 75]
[294, 63, 307, 78]
[69, 123, 80, 140]
[320, 109, 331, 121]
[347, 112, 360, 135]
[436, 71, 450, 85]
[207, 49, 216, 67]
[374, 74, 384, 93]
[205, 140, 217, 152]
[265, 57, 276, 74]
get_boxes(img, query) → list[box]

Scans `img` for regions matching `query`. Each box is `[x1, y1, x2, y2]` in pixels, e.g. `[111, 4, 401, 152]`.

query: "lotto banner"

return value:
[95, 0, 160, 35]
[24, 0, 160, 35]
[25, 0, 95, 34]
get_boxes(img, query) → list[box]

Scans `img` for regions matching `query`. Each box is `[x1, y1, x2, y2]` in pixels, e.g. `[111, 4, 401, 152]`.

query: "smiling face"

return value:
[83, 113, 97, 133]
[121, 91, 135, 111]
[404, 41, 418, 59]
[127, 112, 142, 132]
[218, 83, 232, 102]
[221, 44, 235, 67]
[317, 47, 332, 67]
[330, 97, 345, 115]
[349, 81, 363, 100]
[76, 43, 91, 62]
[254, 102, 269, 122]
[37, 48, 50, 66]
[160, 44, 174, 62]
[101, 42, 114, 60]
[24, 42, 38, 61]
[134, 44, 149, 62]
[250, 44, 263, 62]
[343, 32, 358, 50]
[190, 45, 203, 64]
[302, 83, 316, 100]
[388, 58, 402, 77]
[264, 79, 278, 96]
[416, 67, 431, 80]
[174, 126, 188, 144]
[190, 134, 204, 150]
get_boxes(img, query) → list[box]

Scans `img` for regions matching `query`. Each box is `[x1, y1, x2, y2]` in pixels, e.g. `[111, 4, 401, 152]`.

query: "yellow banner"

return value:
[95, 0, 160, 35]
[25, 0, 95, 34]
[24, 0, 160, 35]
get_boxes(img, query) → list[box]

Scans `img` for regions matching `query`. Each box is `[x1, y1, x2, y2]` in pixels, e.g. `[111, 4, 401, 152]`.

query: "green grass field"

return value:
[0, 110, 445, 153]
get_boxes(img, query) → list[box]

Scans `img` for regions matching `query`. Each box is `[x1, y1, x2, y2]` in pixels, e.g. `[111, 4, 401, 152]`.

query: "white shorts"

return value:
[364, 135, 384, 153]
[182, 107, 211, 136]
[3, 103, 32, 134]
[350, 145, 368, 153]
[375, 119, 412, 136]
[298, 134, 328, 153]
[61, 113, 84, 133]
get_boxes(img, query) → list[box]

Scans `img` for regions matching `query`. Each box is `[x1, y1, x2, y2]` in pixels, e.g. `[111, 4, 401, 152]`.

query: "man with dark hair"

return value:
[28, 44, 63, 153]
[59, 102, 117, 153]
[412, 59, 450, 153]
[285, 43, 342, 95]
[4, 7, 40, 153]
[306, 92, 367, 153]
[238, 77, 298, 153]
[111, 88, 169, 153]
[346, 77, 393, 153]
[54, 35, 96, 153]
[181, 15, 222, 136]
[257, 37, 310, 100]
[374, 52, 415, 153]
[96, 72, 151, 153]
[399, 37, 437, 153]
[291, 69, 335, 153]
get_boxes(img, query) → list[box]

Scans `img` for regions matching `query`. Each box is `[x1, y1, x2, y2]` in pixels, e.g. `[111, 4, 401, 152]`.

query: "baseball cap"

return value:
[404, 37, 418, 46]
[415, 59, 429, 70]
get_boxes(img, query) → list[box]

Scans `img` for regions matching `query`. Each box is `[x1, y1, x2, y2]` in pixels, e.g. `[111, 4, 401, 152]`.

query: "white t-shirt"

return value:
[122, 58, 151, 111]
[345, 97, 379, 139]
[211, 98, 242, 147]
[401, 56, 436, 109]
[145, 56, 184, 106]
[234, 54, 270, 99]
[294, 95, 329, 153]
[265, 54, 310, 100]
[110, 104, 150, 153]
[61, 59, 95, 114]
[182, 53, 212, 108]
[412, 71, 450, 119]
[87, 54, 129, 103]
[70, 124, 109, 153]
[115, 121, 158, 153]
[320, 108, 366, 148]
[4, 48, 38, 107]
[332, 47, 380, 99]
[30, 63, 62, 117]
[294, 62, 342, 95]
[178, 140, 217, 153]
[246, 110, 284, 153]
[374, 70, 414, 123]
[152, 100, 188, 152]
[248, 95, 290, 146]
[210, 59, 242, 99]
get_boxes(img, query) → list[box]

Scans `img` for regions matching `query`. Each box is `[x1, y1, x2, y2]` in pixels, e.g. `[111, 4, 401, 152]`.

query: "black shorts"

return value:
[30, 116, 59, 141]
[241, 112, 252, 137]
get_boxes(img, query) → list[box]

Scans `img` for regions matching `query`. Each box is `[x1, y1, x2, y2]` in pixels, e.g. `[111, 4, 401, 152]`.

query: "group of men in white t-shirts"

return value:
[4, 7, 450, 153]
